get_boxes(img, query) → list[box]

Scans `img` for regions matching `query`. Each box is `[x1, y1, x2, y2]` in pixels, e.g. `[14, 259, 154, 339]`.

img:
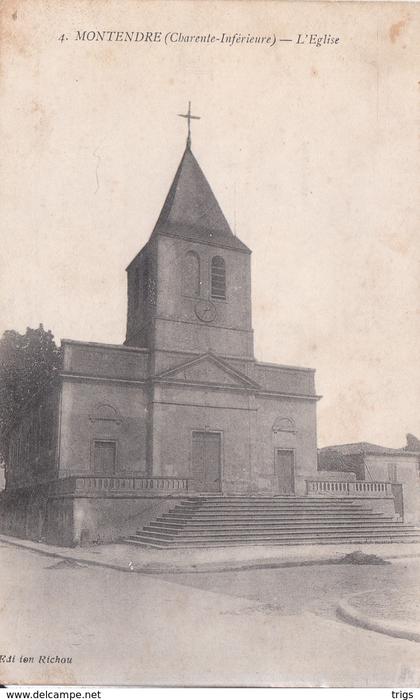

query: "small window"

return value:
[183, 251, 200, 297]
[211, 256, 226, 299]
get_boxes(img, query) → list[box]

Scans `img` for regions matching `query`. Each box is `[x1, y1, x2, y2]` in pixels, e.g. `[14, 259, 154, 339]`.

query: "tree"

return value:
[406, 434, 420, 452]
[0, 325, 62, 464]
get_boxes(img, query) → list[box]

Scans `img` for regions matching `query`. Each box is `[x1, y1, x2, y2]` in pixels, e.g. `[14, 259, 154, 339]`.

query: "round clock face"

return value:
[195, 300, 217, 323]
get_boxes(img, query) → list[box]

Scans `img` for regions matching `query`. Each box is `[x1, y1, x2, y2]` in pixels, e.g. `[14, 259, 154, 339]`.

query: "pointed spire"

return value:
[152, 145, 250, 252]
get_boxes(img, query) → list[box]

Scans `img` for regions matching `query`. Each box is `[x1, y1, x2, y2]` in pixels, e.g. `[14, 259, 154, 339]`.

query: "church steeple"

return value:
[152, 145, 250, 252]
[126, 120, 253, 358]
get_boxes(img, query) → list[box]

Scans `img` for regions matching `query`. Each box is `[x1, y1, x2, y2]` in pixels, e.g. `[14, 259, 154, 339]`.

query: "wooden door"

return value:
[275, 449, 295, 495]
[93, 440, 116, 474]
[192, 432, 221, 492]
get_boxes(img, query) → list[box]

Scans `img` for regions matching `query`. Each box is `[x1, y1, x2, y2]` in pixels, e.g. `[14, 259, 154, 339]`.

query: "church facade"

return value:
[2, 135, 321, 545]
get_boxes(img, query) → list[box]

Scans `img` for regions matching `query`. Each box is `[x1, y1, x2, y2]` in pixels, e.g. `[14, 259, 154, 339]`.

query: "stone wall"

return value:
[0, 487, 181, 546]
[72, 496, 176, 545]
[253, 395, 318, 495]
[58, 378, 149, 476]
[151, 383, 254, 492]
[253, 363, 316, 397]
[125, 238, 158, 348]
[63, 340, 149, 380]
[152, 235, 254, 359]
[365, 454, 420, 524]
[150, 380, 318, 495]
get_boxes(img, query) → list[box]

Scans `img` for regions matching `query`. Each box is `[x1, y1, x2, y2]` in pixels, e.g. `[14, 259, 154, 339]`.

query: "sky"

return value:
[1, 0, 419, 447]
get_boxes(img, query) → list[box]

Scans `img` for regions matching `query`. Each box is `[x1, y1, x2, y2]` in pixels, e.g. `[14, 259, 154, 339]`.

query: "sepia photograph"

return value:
[0, 0, 419, 688]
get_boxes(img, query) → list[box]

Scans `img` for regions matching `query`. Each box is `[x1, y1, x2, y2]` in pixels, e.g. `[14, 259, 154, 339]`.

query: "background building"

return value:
[319, 436, 420, 522]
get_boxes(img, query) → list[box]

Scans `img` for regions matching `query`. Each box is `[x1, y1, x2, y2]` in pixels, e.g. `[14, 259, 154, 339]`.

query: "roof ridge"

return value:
[154, 146, 190, 229]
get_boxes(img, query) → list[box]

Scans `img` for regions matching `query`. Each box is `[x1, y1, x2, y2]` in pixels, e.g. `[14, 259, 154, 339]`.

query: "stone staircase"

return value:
[123, 496, 420, 549]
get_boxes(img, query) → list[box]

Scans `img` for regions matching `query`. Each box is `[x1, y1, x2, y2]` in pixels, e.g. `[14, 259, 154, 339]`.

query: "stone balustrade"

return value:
[51, 475, 191, 497]
[306, 479, 394, 497]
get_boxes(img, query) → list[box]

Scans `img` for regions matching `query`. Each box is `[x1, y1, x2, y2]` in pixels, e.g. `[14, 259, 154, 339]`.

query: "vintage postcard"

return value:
[0, 0, 419, 688]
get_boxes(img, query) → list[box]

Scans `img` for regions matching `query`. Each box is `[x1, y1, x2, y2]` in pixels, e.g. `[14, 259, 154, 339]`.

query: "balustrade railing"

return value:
[52, 475, 190, 496]
[306, 479, 394, 497]
[307, 480, 350, 495]
[351, 481, 392, 495]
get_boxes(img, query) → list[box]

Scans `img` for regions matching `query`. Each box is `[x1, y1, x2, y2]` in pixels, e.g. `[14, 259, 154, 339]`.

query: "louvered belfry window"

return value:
[211, 256, 226, 299]
[134, 268, 140, 308]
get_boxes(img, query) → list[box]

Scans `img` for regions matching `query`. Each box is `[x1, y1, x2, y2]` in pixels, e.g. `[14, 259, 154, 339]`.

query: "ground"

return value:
[1, 542, 420, 687]
[160, 559, 420, 621]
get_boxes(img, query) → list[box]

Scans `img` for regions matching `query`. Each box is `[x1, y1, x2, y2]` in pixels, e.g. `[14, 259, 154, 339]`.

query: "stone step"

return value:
[143, 524, 418, 537]
[174, 501, 366, 507]
[168, 509, 379, 519]
[124, 494, 412, 550]
[125, 531, 420, 549]
[132, 524, 420, 540]
[177, 498, 360, 505]
[158, 518, 394, 529]
[178, 497, 357, 503]
[145, 520, 400, 532]
[158, 513, 394, 523]
[172, 504, 371, 512]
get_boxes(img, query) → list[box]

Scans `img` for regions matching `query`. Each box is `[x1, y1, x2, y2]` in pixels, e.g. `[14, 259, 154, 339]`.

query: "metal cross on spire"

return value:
[177, 101, 201, 148]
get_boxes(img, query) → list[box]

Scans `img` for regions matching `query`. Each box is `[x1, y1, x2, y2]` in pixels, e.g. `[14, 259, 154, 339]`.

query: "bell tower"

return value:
[125, 105, 254, 362]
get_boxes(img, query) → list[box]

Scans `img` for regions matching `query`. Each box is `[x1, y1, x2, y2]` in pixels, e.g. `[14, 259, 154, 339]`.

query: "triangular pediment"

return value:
[154, 353, 259, 390]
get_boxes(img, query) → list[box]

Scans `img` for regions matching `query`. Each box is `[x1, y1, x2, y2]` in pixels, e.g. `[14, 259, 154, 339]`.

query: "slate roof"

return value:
[151, 145, 250, 252]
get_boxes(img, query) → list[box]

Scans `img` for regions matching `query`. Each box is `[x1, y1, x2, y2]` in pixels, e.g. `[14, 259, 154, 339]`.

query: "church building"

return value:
[2, 114, 322, 545]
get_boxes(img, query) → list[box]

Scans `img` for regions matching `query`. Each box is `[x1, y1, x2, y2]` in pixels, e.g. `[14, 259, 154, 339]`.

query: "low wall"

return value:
[398, 483, 420, 524]
[72, 496, 179, 545]
[0, 487, 184, 546]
